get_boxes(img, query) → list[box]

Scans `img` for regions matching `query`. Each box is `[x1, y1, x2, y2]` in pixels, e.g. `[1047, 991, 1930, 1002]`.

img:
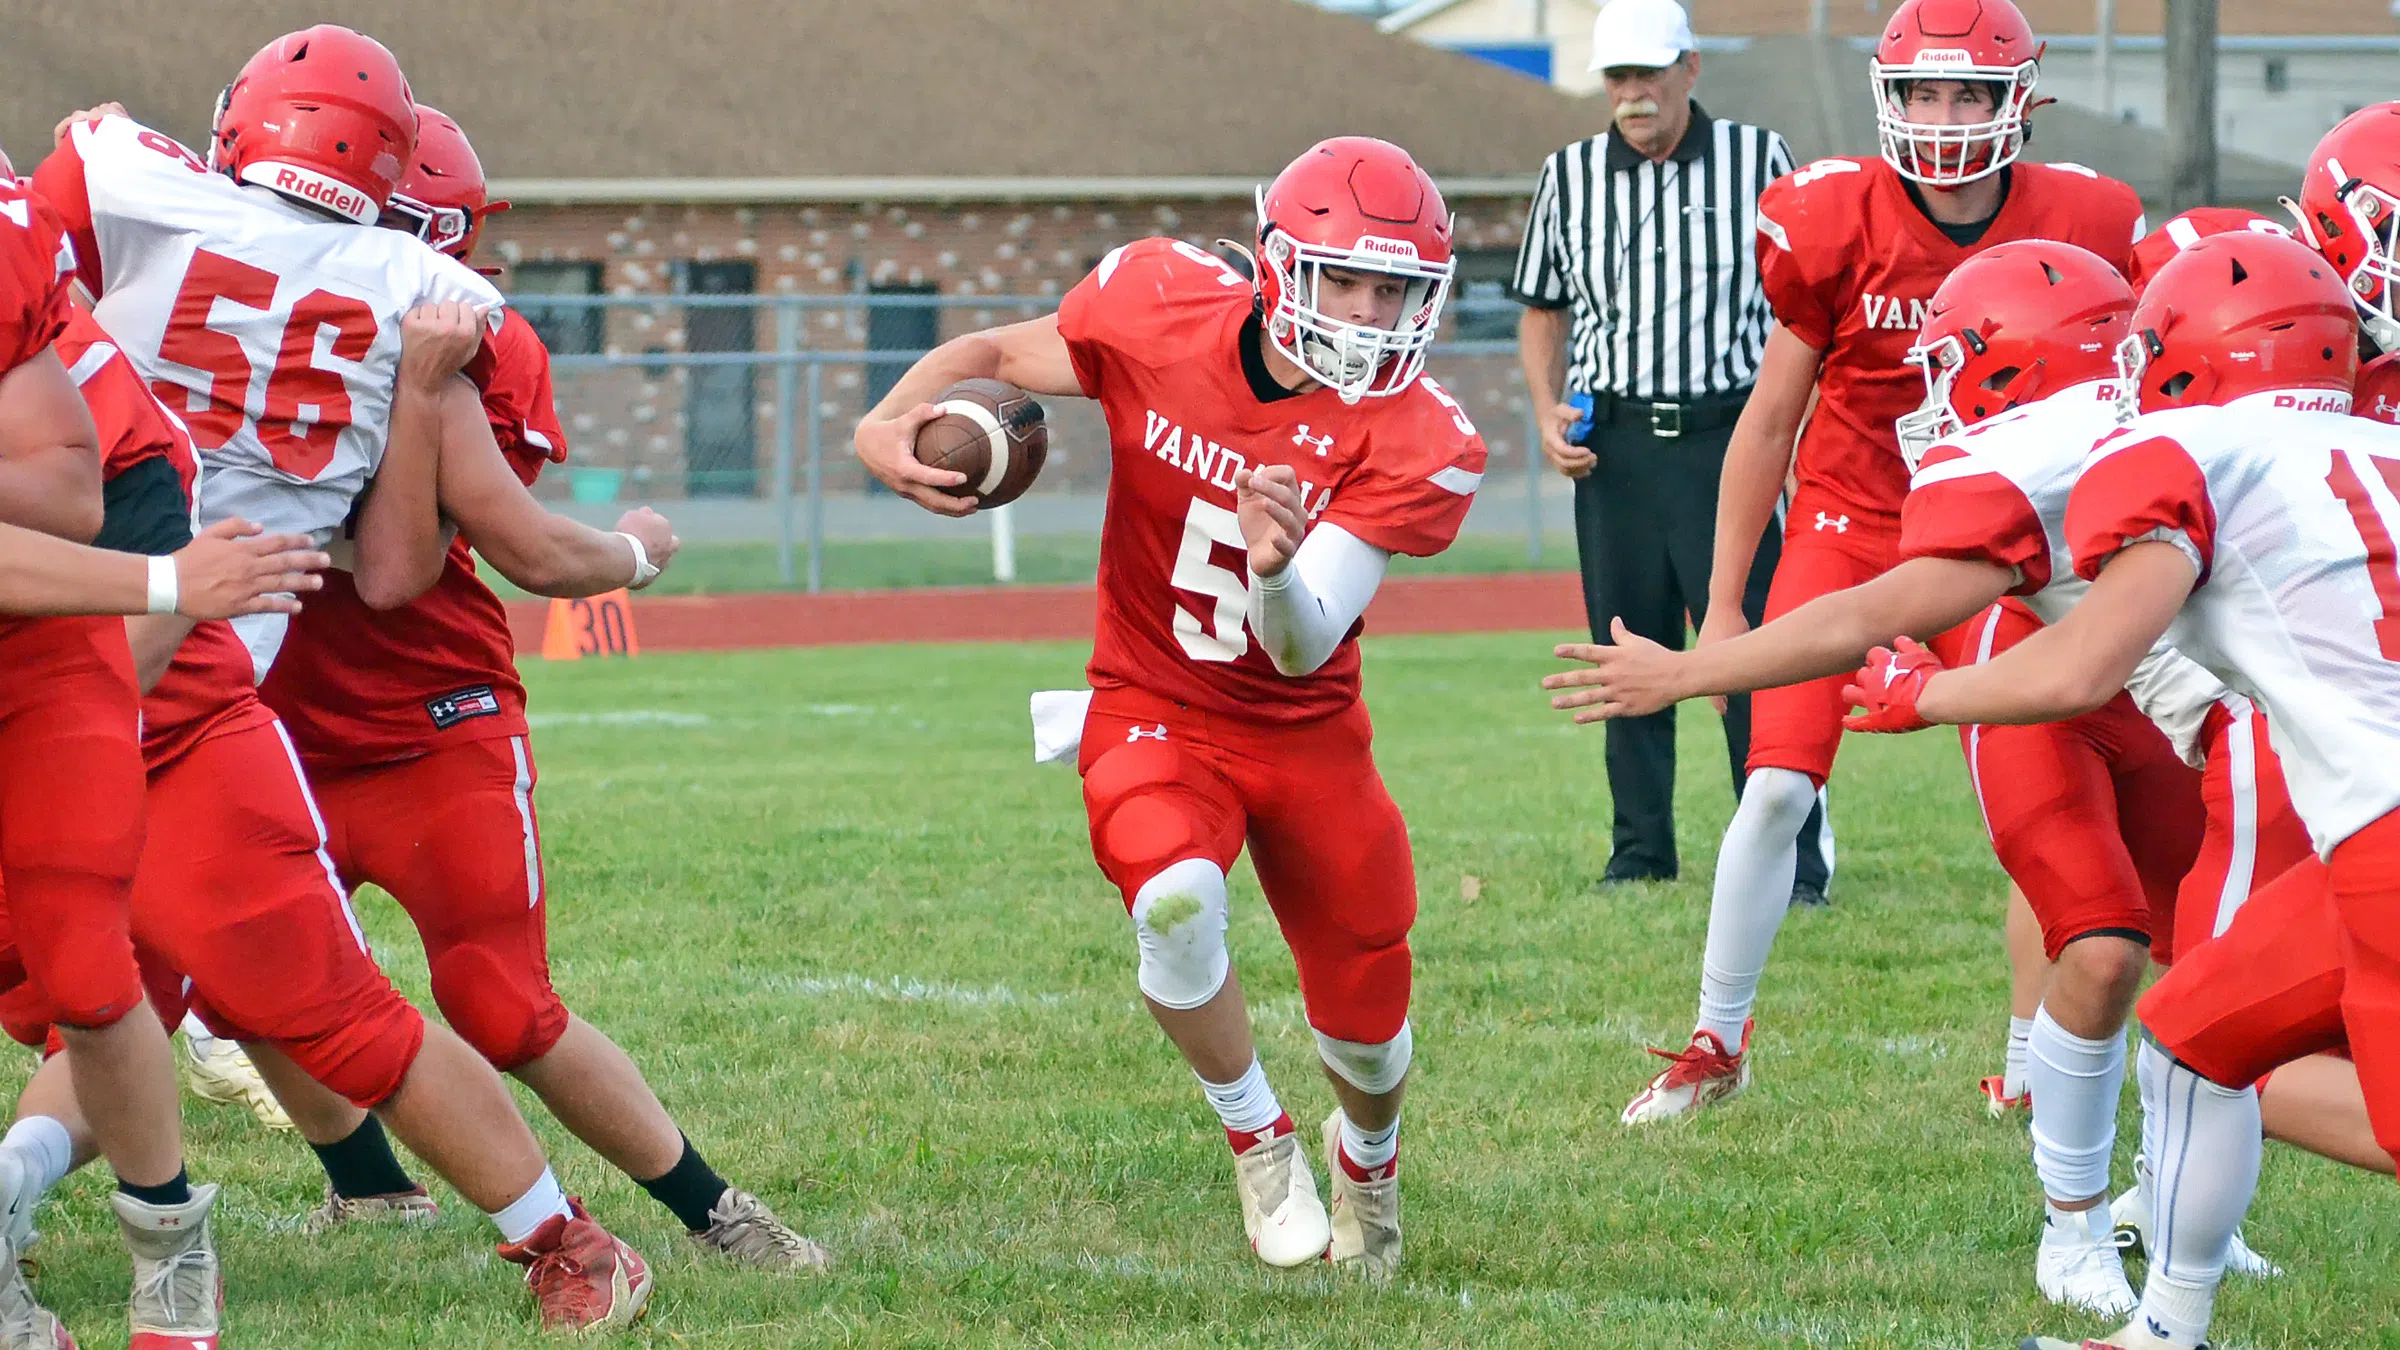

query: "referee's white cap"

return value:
[1587, 0, 1696, 73]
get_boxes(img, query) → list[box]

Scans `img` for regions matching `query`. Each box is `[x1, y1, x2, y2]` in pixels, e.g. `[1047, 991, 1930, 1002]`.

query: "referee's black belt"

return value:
[1578, 387, 1751, 442]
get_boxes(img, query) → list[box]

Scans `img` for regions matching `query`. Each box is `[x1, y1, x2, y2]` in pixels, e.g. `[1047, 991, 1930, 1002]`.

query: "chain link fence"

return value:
[521, 292, 1568, 591]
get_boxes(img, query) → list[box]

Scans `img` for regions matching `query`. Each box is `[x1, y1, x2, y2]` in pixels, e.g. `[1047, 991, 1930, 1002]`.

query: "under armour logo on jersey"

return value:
[1126, 725, 1169, 743]
[1293, 426, 1334, 457]
[1815, 512, 1850, 533]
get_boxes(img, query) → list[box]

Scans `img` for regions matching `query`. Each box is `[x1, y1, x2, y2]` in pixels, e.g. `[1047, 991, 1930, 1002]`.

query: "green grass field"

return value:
[11, 634, 2397, 1348]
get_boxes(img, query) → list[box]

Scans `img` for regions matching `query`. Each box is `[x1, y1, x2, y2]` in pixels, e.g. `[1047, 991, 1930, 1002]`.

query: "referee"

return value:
[1512, 0, 1831, 900]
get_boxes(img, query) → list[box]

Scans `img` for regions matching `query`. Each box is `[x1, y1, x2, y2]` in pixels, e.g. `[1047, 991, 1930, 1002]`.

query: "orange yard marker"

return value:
[541, 590, 641, 660]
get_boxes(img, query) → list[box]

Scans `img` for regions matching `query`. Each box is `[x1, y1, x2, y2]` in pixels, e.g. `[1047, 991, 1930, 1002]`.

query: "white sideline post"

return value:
[990, 501, 1018, 583]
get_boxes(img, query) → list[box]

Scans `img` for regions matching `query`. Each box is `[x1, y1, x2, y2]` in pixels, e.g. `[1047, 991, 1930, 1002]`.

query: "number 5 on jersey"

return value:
[1171, 498, 1250, 662]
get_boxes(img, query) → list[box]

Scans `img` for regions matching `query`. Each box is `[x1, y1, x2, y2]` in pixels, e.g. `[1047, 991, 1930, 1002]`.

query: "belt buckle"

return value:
[1649, 402, 1683, 439]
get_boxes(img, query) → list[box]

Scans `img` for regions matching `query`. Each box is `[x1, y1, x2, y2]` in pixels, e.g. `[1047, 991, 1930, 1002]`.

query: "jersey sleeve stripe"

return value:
[1428, 465, 1483, 495]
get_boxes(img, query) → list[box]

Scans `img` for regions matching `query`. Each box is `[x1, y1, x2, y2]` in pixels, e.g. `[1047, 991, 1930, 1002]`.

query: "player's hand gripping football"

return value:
[1234, 464, 1306, 579]
[399, 301, 490, 393]
[1544, 617, 1691, 722]
[614, 506, 680, 589]
[852, 404, 976, 518]
[1840, 636, 1945, 733]
[170, 518, 331, 619]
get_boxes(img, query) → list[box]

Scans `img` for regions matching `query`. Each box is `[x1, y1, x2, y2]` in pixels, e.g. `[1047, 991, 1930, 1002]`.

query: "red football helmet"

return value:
[2128, 207, 2292, 300]
[1871, 0, 2044, 188]
[1895, 240, 2132, 467]
[2116, 231, 2357, 415]
[1253, 137, 1453, 403]
[208, 25, 416, 226]
[2292, 102, 2400, 353]
[383, 105, 509, 261]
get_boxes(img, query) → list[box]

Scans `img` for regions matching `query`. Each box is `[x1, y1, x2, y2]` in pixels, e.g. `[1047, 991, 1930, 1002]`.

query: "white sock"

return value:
[2003, 1014, 2035, 1098]
[2133, 1040, 2260, 1348]
[1337, 1111, 1399, 1172]
[487, 1166, 573, 1245]
[0, 1116, 74, 1200]
[2027, 1006, 2126, 1205]
[1695, 768, 1818, 1044]
[1198, 1057, 1284, 1138]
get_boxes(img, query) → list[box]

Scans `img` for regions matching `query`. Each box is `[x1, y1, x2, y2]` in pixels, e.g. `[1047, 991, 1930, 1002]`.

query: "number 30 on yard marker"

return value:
[541, 590, 640, 660]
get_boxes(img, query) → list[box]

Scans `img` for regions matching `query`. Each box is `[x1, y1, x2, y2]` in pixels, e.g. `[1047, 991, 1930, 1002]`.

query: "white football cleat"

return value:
[1320, 1112, 1399, 1280]
[1621, 1019, 1752, 1125]
[0, 1225, 70, 1348]
[2111, 1156, 2282, 1278]
[1230, 1129, 1330, 1268]
[181, 1036, 292, 1132]
[2036, 1205, 2139, 1319]
[0, 1150, 40, 1259]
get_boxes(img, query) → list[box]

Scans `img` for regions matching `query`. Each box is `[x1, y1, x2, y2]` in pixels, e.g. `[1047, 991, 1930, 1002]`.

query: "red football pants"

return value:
[2139, 807, 2400, 1168]
[310, 736, 569, 1072]
[1965, 690, 2204, 960]
[1079, 688, 1415, 1044]
[0, 716, 426, 1107]
[0, 618, 145, 1029]
[2164, 697, 2313, 967]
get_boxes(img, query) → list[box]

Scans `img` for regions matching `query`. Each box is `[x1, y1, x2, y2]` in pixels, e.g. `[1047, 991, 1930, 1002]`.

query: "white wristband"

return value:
[618, 532, 659, 586]
[145, 555, 179, 615]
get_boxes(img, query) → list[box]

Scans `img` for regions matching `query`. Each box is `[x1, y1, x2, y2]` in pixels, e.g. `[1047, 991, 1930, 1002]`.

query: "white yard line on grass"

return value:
[746, 972, 1070, 1007]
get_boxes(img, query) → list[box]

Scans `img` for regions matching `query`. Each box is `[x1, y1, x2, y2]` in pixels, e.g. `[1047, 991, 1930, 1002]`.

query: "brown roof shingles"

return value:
[0, 0, 1610, 181]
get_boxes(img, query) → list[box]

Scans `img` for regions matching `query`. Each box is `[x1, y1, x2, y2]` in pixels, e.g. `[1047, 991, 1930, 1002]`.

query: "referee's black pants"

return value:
[1572, 418, 1833, 891]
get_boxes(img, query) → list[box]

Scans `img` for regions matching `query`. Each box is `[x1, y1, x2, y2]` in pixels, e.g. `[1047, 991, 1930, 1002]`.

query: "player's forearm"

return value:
[477, 513, 640, 598]
[122, 613, 197, 692]
[1247, 525, 1389, 677]
[866, 333, 1007, 422]
[0, 448, 104, 544]
[354, 375, 470, 608]
[1517, 308, 1569, 408]
[1915, 546, 2191, 726]
[0, 523, 159, 616]
[1674, 562, 2000, 700]
[1706, 420, 1793, 608]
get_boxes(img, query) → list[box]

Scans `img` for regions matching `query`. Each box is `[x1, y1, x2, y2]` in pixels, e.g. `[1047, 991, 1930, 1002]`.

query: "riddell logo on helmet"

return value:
[1911, 47, 1975, 65]
[2273, 392, 2350, 413]
[1355, 236, 1419, 260]
[247, 161, 376, 225]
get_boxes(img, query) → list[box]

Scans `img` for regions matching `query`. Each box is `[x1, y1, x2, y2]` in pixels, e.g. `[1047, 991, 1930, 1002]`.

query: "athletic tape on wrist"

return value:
[145, 555, 179, 615]
[618, 532, 659, 586]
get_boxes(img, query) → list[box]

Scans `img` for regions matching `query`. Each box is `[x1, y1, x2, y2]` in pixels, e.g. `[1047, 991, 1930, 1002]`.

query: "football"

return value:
[912, 378, 1049, 507]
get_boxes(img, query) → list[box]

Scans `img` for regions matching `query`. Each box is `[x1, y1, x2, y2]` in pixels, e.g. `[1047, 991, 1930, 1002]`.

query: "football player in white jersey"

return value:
[1833, 230, 2398, 1350]
[26, 27, 657, 1335]
[1542, 240, 2279, 1313]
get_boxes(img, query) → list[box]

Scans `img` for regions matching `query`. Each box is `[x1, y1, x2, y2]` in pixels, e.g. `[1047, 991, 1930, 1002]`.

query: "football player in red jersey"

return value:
[854, 137, 1485, 1277]
[249, 105, 824, 1272]
[1833, 231, 2391, 1350]
[1594, 0, 2145, 1130]
[0, 151, 337, 1350]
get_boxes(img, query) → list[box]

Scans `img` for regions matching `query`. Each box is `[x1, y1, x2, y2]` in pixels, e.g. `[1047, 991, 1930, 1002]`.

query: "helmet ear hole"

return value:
[2160, 371, 2195, 399]
[1978, 365, 2022, 393]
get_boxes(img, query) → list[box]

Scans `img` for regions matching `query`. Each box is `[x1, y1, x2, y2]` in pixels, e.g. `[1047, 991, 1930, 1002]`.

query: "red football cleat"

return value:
[496, 1200, 653, 1333]
[1981, 1074, 2031, 1118]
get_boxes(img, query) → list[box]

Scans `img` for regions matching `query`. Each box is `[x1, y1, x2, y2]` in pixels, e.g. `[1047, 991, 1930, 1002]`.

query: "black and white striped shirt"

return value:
[1509, 103, 1793, 402]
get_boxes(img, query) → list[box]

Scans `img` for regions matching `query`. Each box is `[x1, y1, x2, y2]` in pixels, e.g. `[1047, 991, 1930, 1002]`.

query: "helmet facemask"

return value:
[1896, 334, 1968, 471]
[2327, 160, 2400, 352]
[1871, 67, 2038, 187]
[1256, 191, 1451, 404]
[383, 191, 473, 255]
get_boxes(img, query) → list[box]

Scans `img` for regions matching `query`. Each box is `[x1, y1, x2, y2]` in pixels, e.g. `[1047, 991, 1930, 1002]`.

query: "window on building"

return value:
[678, 260, 758, 498]
[1448, 248, 1521, 343]
[2264, 57, 2290, 95]
[865, 282, 940, 410]
[509, 261, 604, 356]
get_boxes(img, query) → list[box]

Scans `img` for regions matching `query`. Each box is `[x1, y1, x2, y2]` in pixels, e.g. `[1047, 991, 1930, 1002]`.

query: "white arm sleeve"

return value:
[1245, 523, 1390, 677]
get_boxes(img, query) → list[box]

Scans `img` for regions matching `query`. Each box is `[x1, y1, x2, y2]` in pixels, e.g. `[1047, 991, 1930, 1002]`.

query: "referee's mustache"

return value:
[1614, 99, 1661, 120]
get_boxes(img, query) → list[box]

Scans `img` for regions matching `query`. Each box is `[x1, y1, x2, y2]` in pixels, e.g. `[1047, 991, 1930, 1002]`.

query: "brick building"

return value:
[2, 0, 1604, 503]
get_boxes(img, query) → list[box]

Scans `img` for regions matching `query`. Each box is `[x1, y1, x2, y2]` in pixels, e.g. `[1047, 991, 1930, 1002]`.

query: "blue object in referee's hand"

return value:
[1566, 390, 1596, 444]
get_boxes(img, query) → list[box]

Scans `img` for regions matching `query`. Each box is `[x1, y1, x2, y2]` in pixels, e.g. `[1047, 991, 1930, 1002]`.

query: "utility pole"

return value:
[1811, 0, 1829, 39]
[2164, 0, 2218, 214]
[2095, 0, 2117, 121]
